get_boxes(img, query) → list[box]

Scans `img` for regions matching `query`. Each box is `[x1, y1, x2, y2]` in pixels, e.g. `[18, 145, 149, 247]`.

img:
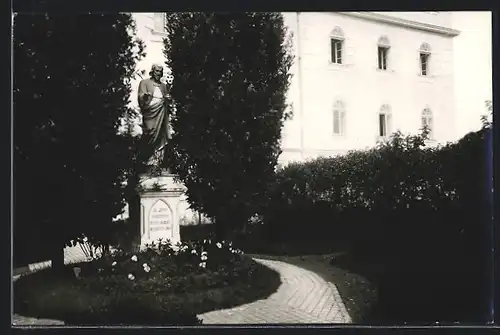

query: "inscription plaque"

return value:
[148, 200, 172, 238]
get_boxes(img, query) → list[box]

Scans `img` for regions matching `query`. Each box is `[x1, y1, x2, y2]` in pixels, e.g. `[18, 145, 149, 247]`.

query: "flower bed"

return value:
[14, 239, 281, 326]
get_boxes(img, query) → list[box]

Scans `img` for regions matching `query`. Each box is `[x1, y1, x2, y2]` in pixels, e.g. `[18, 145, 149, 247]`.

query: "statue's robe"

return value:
[137, 78, 170, 156]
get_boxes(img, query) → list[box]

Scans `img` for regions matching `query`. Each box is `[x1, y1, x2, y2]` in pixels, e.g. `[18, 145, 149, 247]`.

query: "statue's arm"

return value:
[137, 80, 150, 108]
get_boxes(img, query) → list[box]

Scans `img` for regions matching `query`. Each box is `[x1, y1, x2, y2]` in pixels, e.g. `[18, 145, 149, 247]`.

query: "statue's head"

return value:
[149, 64, 164, 83]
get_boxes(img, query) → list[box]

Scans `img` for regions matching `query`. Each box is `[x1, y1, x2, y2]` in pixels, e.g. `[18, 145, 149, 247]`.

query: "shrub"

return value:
[14, 239, 281, 325]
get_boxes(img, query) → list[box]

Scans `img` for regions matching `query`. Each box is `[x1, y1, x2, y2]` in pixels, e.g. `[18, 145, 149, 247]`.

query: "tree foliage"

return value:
[13, 13, 144, 267]
[481, 99, 492, 127]
[163, 13, 293, 237]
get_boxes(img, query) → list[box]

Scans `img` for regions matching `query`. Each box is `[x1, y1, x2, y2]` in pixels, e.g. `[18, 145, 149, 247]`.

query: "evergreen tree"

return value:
[164, 13, 293, 238]
[13, 13, 144, 269]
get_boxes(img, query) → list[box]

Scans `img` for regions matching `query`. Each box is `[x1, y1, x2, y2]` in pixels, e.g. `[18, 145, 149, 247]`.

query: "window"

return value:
[377, 36, 390, 71]
[420, 53, 430, 75]
[330, 26, 344, 64]
[378, 47, 389, 70]
[378, 104, 392, 137]
[419, 43, 431, 76]
[333, 100, 345, 135]
[153, 13, 166, 33]
[331, 39, 343, 64]
[421, 107, 433, 138]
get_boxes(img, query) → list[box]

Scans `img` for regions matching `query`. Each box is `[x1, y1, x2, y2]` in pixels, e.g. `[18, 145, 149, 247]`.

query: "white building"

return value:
[452, 11, 492, 136]
[130, 12, 461, 167]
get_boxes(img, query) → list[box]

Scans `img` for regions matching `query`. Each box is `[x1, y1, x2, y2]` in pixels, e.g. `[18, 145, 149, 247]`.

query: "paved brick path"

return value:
[199, 259, 351, 324]
[13, 250, 351, 325]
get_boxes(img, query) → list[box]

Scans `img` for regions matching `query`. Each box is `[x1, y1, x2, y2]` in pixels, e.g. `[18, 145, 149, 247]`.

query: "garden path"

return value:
[13, 246, 351, 325]
[199, 258, 351, 324]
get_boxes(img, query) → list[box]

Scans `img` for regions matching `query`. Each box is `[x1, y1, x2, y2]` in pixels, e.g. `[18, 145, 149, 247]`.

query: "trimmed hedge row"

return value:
[259, 128, 491, 323]
[263, 129, 489, 241]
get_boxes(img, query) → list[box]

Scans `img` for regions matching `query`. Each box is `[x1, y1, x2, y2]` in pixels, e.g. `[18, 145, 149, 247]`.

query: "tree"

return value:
[13, 13, 144, 270]
[480, 99, 492, 128]
[164, 13, 293, 239]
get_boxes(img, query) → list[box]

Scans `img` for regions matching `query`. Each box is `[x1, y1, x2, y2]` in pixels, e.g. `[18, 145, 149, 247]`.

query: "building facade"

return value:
[130, 12, 460, 167]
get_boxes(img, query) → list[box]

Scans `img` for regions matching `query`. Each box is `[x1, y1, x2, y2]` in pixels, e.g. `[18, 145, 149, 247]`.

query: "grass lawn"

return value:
[249, 253, 378, 323]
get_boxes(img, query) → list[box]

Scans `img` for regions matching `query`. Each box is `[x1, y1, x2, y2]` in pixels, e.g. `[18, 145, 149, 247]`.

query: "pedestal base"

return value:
[138, 172, 186, 248]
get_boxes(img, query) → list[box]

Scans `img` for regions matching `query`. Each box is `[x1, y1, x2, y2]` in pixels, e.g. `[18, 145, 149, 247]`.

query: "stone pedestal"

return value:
[138, 172, 186, 248]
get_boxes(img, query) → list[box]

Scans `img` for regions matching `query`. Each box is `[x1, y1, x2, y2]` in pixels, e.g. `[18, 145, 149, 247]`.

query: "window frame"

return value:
[378, 46, 389, 70]
[153, 13, 167, 33]
[378, 104, 392, 138]
[331, 38, 343, 64]
[377, 36, 390, 71]
[333, 100, 346, 136]
[420, 53, 430, 76]
[419, 43, 432, 76]
[421, 107, 433, 139]
[329, 26, 345, 65]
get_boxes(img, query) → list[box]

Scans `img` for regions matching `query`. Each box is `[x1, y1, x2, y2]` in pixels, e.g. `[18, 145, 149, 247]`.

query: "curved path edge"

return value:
[199, 258, 352, 324]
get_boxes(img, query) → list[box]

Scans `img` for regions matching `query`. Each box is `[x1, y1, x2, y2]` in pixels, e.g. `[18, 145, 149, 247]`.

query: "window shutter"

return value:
[342, 111, 346, 136]
[429, 53, 437, 76]
[387, 113, 392, 134]
[345, 39, 355, 66]
[332, 110, 338, 134]
[417, 52, 422, 75]
[428, 116, 434, 138]
[379, 114, 385, 137]
[330, 39, 335, 63]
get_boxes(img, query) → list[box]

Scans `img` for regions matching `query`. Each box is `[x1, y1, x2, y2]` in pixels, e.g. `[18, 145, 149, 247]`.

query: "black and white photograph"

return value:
[12, 11, 493, 326]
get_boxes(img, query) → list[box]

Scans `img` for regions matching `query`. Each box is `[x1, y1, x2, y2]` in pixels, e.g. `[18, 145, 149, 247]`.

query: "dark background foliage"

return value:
[13, 13, 145, 268]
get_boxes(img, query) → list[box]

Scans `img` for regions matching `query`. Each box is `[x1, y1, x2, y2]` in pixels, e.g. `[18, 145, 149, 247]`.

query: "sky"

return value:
[452, 11, 492, 138]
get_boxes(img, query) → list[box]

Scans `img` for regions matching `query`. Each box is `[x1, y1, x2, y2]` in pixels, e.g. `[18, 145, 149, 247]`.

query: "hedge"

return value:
[259, 128, 492, 323]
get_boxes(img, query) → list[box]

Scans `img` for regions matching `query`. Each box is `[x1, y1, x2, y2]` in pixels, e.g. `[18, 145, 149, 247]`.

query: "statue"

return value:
[137, 64, 172, 169]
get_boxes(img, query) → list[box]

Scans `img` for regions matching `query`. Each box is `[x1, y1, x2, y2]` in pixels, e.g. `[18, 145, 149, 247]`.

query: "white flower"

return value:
[128, 273, 135, 280]
[201, 251, 208, 256]
[199, 262, 206, 268]
[82, 236, 88, 242]
[112, 261, 117, 266]
[203, 239, 207, 243]
[144, 266, 151, 273]
[143, 263, 148, 268]
[131, 255, 138, 262]
[216, 242, 222, 249]
[201, 255, 208, 261]
[191, 249, 197, 255]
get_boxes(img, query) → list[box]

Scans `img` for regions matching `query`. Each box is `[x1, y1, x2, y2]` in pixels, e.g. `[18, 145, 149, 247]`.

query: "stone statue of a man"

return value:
[137, 64, 171, 167]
